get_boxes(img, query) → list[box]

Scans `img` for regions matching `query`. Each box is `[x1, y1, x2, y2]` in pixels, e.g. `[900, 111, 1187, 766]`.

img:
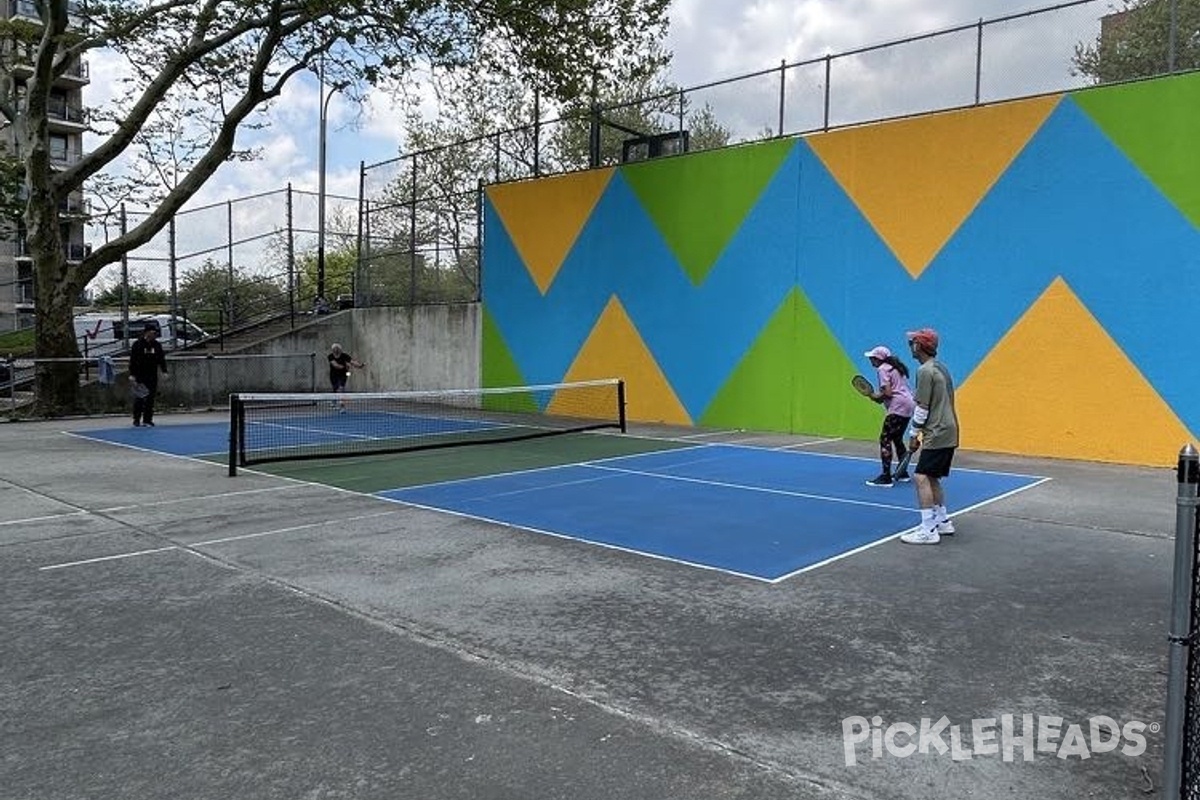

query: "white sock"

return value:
[934, 504, 948, 524]
[920, 508, 936, 532]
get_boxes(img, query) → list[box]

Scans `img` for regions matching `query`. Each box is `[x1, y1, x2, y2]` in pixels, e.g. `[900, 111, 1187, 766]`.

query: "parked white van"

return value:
[74, 313, 209, 357]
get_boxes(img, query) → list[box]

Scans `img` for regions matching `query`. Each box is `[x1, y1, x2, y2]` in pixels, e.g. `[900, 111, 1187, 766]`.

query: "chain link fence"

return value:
[360, 0, 1196, 278]
[84, 185, 359, 342]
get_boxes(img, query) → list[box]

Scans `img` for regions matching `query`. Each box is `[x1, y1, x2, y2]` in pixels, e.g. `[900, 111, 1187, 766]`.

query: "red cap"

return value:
[906, 328, 939, 355]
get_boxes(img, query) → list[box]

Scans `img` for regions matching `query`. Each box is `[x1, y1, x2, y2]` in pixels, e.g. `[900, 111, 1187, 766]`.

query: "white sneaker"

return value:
[900, 528, 941, 545]
[936, 519, 956, 535]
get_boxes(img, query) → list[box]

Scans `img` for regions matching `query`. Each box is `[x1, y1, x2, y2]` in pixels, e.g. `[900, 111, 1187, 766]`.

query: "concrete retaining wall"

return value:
[142, 304, 480, 409]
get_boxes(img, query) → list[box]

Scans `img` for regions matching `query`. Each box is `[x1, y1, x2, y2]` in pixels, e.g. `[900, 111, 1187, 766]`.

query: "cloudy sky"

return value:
[85, 0, 1108, 286]
[115, 0, 1106, 201]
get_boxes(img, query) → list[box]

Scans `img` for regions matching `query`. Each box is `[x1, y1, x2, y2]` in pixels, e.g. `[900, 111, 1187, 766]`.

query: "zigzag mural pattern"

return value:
[483, 72, 1200, 466]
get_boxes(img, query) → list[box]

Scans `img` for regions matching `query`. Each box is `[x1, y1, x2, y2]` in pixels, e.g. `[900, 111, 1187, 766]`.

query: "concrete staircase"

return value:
[182, 311, 342, 355]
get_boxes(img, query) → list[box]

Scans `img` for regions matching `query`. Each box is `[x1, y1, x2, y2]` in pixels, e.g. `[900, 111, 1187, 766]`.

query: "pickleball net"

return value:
[228, 378, 625, 475]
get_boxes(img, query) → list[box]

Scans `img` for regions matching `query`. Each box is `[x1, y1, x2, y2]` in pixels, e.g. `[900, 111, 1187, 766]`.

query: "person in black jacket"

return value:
[129, 321, 168, 426]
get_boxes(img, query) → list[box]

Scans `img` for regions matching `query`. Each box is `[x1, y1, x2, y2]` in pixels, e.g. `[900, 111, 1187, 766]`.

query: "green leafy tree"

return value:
[90, 279, 168, 308]
[2, 0, 670, 414]
[373, 40, 730, 308]
[176, 260, 287, 330]
[296, 246, 356, 304]
[1073, 0, 1200, 83]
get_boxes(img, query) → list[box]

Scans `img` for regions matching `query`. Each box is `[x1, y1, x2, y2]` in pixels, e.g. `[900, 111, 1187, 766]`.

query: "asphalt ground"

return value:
[0, 411, 1181, 799]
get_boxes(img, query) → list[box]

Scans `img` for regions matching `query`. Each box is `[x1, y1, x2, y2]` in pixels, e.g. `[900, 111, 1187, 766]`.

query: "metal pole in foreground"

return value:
[1165, 443, 1199, 799]
[317, 56, 329, 301]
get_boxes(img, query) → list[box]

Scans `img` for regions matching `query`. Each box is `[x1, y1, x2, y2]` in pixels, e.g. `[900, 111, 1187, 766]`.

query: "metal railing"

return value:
[364, 0, 1135, 191]
[360, 0, 1170, 305]
[0, 352, 320, 417]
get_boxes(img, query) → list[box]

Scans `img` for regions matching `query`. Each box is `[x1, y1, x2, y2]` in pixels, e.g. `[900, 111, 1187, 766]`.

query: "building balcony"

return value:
[12, 188, 90, 217]
[49, 148, 84, 167]
[46, 98, 85, 128]
[2, 42, 89, 84]
[8, 239, 91, 262]
[7, 0, 88, 30]
[15, 282, 35, 306]
[59, 195, 89, 217]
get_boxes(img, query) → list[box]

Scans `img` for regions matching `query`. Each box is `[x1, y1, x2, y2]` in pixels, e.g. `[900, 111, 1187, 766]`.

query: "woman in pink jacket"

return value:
[862, 345, 915, 487]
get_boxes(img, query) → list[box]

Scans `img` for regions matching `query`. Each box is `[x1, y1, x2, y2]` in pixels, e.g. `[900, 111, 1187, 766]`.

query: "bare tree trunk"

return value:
[29, 191, 81, 416]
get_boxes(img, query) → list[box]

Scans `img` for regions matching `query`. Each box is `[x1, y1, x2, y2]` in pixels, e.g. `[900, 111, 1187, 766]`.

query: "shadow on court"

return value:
[1, 413, 1174, 799]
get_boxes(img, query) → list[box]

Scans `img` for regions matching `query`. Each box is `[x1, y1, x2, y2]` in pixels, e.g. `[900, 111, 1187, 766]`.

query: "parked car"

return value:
[74, 313, 210, 357]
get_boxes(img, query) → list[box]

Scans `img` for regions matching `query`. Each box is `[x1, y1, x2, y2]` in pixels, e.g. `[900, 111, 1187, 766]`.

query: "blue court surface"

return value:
[378, 444, 1047, 582]
[71, 412, 499, 459]
[73, 424, 1046, 583]
[73, 422, 231, 457]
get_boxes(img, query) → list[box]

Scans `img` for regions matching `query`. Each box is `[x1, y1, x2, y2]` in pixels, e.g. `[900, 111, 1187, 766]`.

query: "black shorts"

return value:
[916, 447, 956, 479]
[330, 375, 347, 391]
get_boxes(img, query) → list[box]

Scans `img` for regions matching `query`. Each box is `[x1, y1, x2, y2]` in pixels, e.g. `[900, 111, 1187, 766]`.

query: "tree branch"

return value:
[83, 5, 312, 269]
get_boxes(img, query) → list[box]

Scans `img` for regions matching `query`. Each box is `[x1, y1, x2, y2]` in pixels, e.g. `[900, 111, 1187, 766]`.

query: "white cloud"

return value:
[76, 0, 1108, 290]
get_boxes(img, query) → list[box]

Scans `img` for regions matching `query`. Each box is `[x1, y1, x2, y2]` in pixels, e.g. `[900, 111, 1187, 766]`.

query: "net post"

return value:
[1165, 442, 1199, 798]
[617, 379, 627, 433]
[228, 394, 241, 477]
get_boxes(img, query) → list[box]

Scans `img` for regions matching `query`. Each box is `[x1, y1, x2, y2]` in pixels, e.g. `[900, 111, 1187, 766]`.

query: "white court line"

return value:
[668, 440, 1047, 480]
[773, 437, 845, 450]
[37, 510, 401, 572]
[583, 463, 914, 512]
[0, 510, 91, 528]
[443, 472, 624, 503]
[97, 485, 298, 513]
[673, 430, 740, 440]
[376, 495, 775, 583]
[40, 545, 180, 571]
[241, 415, 510, 453]
[379, 443, 709, 493]
[4, 482, 302, 525]
[766, 475, 1055, 583]
[193, 510, 399, 546]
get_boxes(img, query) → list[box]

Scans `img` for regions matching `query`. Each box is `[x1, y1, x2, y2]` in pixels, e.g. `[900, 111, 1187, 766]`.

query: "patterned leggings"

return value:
[879, 413, 911, 472]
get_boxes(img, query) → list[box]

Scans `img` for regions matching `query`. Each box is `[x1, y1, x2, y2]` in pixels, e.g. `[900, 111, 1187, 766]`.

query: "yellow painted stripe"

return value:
[958, 277, 1195, 466]
[550, 296, 692, 426]
[487, 169, 615, 294]
[808, 96, 1060, 277]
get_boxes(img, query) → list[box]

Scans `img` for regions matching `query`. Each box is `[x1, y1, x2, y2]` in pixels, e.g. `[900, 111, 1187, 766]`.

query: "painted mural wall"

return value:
[482, 71, 1200, 467]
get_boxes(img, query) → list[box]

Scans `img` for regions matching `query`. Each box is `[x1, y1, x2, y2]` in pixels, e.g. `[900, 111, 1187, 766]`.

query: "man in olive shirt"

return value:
[900, 328, 959, 545]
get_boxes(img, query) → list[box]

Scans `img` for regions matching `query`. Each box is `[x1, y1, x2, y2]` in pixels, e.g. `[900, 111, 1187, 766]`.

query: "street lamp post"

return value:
[317, 58, 336, 302]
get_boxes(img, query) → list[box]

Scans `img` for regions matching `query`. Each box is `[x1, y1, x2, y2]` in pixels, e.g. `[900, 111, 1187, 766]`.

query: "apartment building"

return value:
[1, 0, 90, 332]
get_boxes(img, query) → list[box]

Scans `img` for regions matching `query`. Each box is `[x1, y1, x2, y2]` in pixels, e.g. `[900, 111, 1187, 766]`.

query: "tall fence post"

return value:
[533, 84, 541, 178]
[409, 153, 418, 306]
[777, 59, 786, 137]
[205, 353, 215, 411]
[168, 216, 178, 349]
[1169, 0, 1179, 73]
[822, 54, 832, 131]
[286, 184, 295, 326]
[4, 353, 12, 416]
[974, 18, 984, 105]
[226, 199, 234, 297]
[1165, 443, 1200, 799]
[355, 162, 367, 310]
[119, 205, 129, 352]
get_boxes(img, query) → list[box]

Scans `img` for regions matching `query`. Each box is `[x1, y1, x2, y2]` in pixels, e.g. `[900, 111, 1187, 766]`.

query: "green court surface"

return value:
[232, 432, 695, 493]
